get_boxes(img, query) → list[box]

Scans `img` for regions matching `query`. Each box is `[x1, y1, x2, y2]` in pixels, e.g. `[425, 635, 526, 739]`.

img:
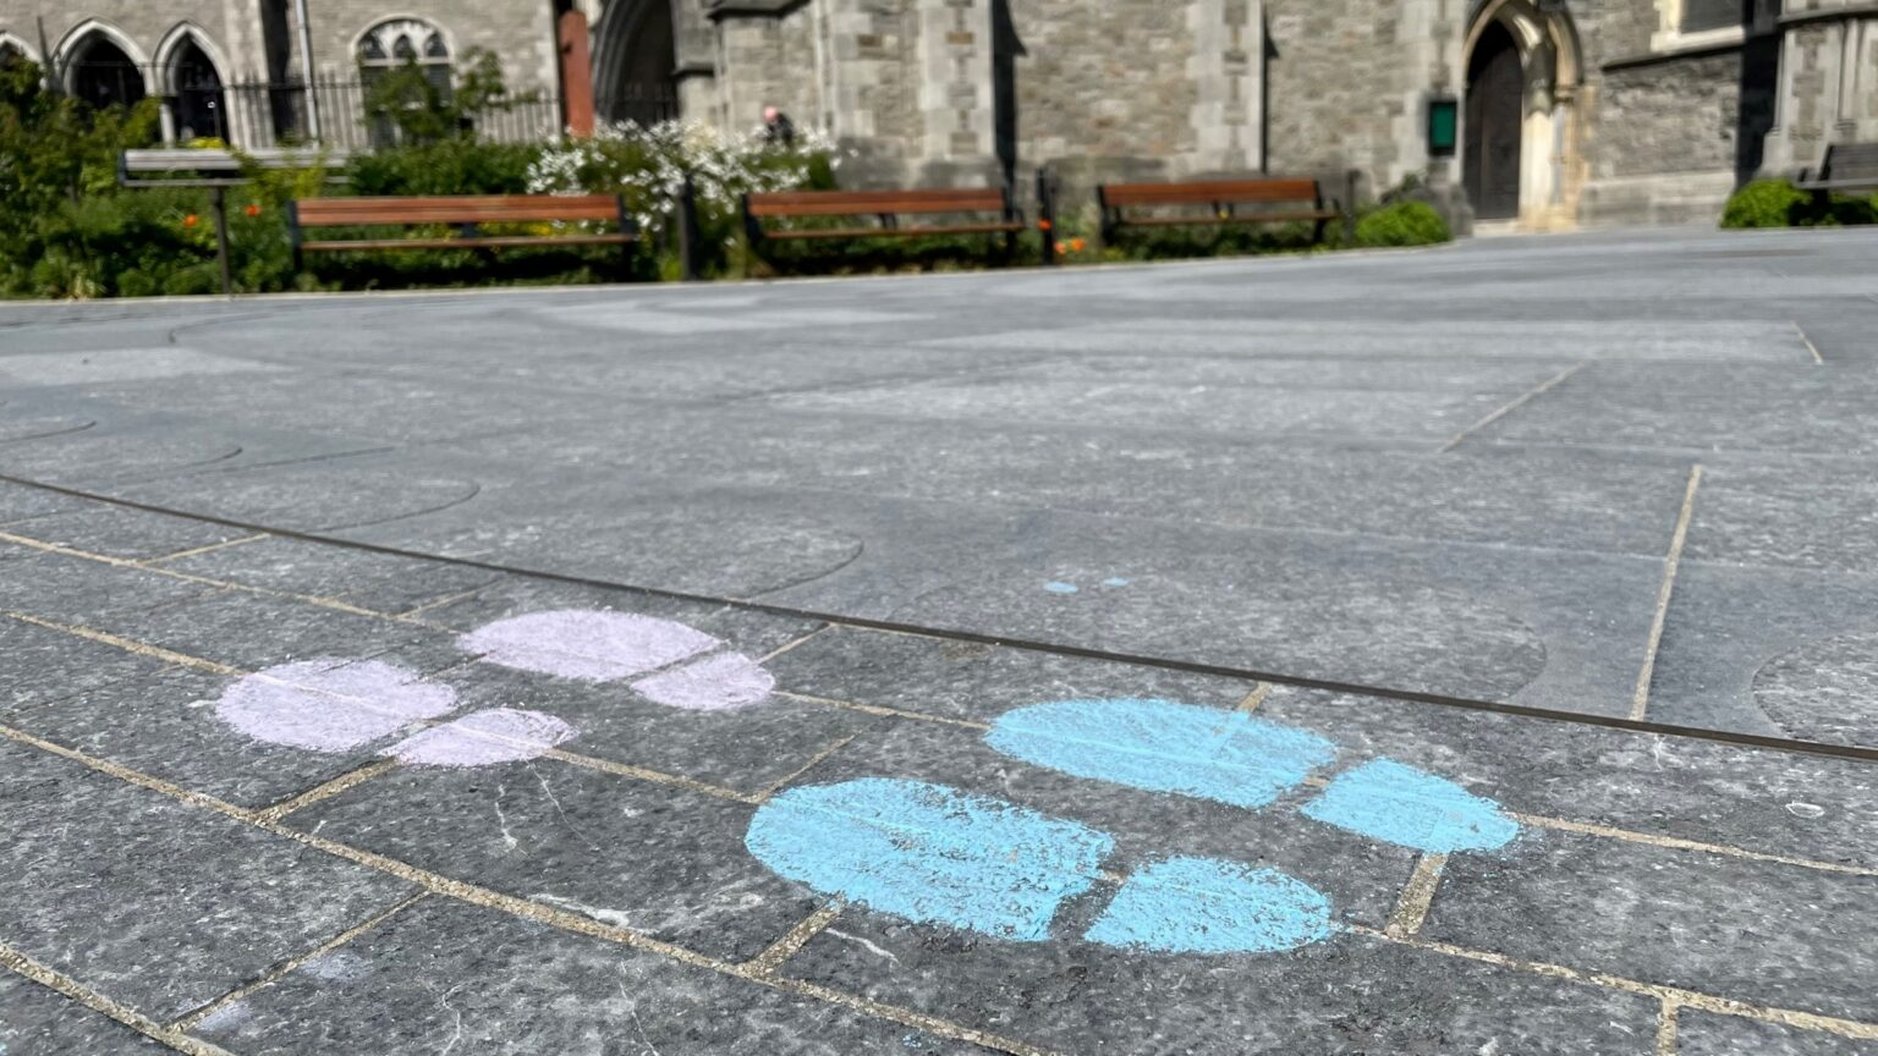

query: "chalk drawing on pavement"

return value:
[1084, 856, 1335, 954]
[986, 698, 1337, 810]
[458, 609, 775, 711]
[744, 777, 1334, 954]
[216, 658, 458, 752]
[988, 698, 1519, 854]
[385, 708, 576, 767]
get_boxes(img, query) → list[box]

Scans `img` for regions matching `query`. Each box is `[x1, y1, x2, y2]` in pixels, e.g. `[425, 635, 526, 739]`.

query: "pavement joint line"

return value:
[1793, 321, 1825, 365]
[0, 527, 450, 631]
[1657, 998, 1682, 1056]
[1236, 683, 1273, 712]
[539, 746, 763, 804]
[0, 940, 235, 1056]
[757, 624, 836, 664]
[8, 605, 1875, 883]
[1630, 465, 1704, 722]
[774, 689, 994, 731]
[1437, 362, 1586, 453]
[742, 902, 844, 976]
[1508, 811, 1878, 877]
[256, 759, 403, 824]
[396, 585, 491, 619]
[138, 533, 272, 566]
[1353, 924, 1878, 1042]
[0, 716, 1058, 1056]
[5, 470, 1878, 765]
[167, 892, 432, 1032]
[1, 638, 1874, 1051]
[754, 735, 860, 802]
[2, 611, 245, 677]
[1384, 853, 1448, 939]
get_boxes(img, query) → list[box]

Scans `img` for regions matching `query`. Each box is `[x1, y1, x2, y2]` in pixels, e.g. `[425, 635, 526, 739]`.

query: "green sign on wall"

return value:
[1428, 96, 1459, 157]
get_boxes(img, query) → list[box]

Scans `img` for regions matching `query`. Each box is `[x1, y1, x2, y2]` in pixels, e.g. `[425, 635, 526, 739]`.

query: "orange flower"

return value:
[1070, 237, 1087, 252]
[1054, 241, 1068, 255]
[1038, 219, 1053, 231]
[183, 214, 199, 228]
[244, 203, 262, 218]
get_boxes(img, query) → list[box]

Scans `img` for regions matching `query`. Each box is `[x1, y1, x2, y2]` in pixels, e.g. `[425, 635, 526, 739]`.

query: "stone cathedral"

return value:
[2, 0, 1873, 228]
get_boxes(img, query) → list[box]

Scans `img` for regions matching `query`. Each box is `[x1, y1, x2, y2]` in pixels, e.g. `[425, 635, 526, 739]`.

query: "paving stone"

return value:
[158, 535, 500, 617]
[0, 553, 219, 627]
[0, 738, 415, 1020]
[1676, 1011, 1878, 1055]
[768, 625, 1260, 723]
[1685, 461, 1878, 575]
[191, 897, 986, 1056]
[5, 506, 258, 562]
[3, 665, 392, 810]
[283, 759, 813, 963]
[1256, 685, 1878, 872]
[82, 589, 453, 674]
[0, 481, 88, 526]
[1425, 831, 1878, 1022]
[0, 971, 168, 1055]
[1647, 562, 1878, 747]
[115, 458, 483, 535]
[781, 904, 1659, 1055]
[0, 615, 173, 714]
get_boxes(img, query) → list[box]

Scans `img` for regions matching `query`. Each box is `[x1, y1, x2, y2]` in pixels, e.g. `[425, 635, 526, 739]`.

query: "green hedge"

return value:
[1353, 201, 1451, 247]
[1720, 179, 1878, 228]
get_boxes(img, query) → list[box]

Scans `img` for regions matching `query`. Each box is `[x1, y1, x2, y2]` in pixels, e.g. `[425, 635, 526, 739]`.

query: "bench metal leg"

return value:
[211, 187, 233, 297]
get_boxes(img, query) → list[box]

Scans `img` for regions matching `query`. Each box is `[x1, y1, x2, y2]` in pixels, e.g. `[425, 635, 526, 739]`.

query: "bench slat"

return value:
[1101, 178, 1320, 208]
[300, 234, 637, 253]
[747, 189, 1007, 218]
[1111, 210, 1340, 228]
[763, 221, 1026, 240]
[296, 195, 623, 226]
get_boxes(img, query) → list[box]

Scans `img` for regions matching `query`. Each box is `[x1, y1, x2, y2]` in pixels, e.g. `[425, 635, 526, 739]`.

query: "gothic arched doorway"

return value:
[1465, 22, 1522, 221]
[593, 0, 678, 126]
[1460, 0, 1582, 228]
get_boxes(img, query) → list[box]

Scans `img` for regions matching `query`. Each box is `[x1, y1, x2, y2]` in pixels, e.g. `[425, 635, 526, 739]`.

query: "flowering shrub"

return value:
[526, 119, 839, 237]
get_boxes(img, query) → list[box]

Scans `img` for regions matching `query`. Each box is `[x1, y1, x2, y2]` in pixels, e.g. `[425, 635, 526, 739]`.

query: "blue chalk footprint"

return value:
[746, 778, 1334, 954]
[986, 698, 1518, 855]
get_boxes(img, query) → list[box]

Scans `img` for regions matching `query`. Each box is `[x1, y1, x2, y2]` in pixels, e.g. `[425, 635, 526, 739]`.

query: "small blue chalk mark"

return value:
[745, 778, 1113, 941]
[1087, 857, 1334, 954]
[1101, 577, 1131, 588]
[1043, 581, 1080, 594]
[1301, 759, 1518, 853]
[986, 699, 1337, 810]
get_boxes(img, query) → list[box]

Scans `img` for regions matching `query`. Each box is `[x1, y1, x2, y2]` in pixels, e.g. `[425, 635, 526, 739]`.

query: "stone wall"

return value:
[1004, 0, 1200, 187]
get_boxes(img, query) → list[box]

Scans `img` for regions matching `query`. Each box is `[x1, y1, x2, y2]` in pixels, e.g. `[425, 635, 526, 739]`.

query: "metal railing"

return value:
[57, 62, 576, 149]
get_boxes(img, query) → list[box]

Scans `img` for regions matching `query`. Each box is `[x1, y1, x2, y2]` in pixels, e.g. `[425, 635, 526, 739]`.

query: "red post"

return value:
[558, 9, 596, 137]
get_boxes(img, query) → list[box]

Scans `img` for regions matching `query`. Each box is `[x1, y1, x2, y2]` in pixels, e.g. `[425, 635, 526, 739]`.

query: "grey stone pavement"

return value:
[0, 226, 1876, 1054]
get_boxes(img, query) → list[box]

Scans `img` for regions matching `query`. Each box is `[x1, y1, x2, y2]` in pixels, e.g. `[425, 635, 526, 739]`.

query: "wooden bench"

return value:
[1796, 143, 1878, 193]
[742, 187, 1025, 261]
[121, 148, 351, 295]
[286, 195, 638, 272]
[1097, 176, 1351, 245]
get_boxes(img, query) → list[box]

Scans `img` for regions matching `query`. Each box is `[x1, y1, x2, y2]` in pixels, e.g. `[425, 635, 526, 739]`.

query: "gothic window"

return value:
[357, 18, 452, 93]
[68, 32, 147, 110]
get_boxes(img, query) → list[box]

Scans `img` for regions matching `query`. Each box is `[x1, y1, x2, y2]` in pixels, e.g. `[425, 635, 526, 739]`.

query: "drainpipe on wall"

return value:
[294, 0, 321, 140]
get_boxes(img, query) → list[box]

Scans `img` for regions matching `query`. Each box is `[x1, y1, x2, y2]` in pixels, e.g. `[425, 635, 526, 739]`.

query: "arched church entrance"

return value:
[1465, 23, 1522, 220]
[1461, 0, 1582, 228]
[593, 0, 679, 126]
